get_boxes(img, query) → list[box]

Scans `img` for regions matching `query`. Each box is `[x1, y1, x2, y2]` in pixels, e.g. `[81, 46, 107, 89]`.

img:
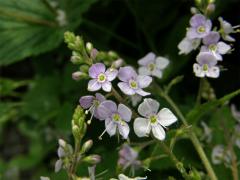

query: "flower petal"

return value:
[152, 125, 166, 140]
[105, 68, 118, 81]
[135, 89, 150, 96]
[190, 14, 206, 27]
[118, 82, 135, 95]
[158, 108, 177, 127]
[79, 95, 94, 109]
[138, 52, 156, 66]
[118, 66, 137, 82]
[138, 98, 159, 117]
[105, 118, 117, 136]
[95, 93, 106, 102]
[217, 42, 231, 54]
[133, 117, 151, 137]
[156, 57, 169, 69]
[206, 66, 220, 78]
[203, 31, 220, 45]
[87, 79, 101, 91]
[193, 63, 205, 77]
[118, 122, 130, 139]
[118, 104, 132, 122]
[102, 81, 112, 92]
[196, 52, 217, 67]
[137, 75, 152, 88]
[152, 69, 162, 79]
[89, 63, 106, 78]
[98, 100, 117, 119]
[138, 66, 151, 76]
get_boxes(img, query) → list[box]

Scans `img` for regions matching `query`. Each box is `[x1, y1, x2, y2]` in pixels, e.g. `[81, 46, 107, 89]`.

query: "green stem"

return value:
[68, 140, 81, 180]
[154, 84, 218, 180]
[159, 142, 190, 179]
[196, 78, 204, 107]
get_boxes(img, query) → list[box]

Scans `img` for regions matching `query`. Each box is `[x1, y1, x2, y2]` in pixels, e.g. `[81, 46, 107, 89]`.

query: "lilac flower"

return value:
[201, 31, 231, 60]
[88, 63, 118, 92]
[138, 52, 169, 79]
[218, 17, 237, 42]
[118, 144, 141, 171]
[98, 100, 132, 139]
[187, 14, 212, 39]
[118, 66, 152, 96]
[178, 37, 201, 55]
[134, 98, 177, 141]
[193, 52, 220, 78]
[80, 93, 106, 123]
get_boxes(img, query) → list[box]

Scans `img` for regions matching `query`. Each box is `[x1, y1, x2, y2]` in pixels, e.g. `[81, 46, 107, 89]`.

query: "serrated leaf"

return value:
[186, 88, 240, 124]
[0, 0, 97, 66]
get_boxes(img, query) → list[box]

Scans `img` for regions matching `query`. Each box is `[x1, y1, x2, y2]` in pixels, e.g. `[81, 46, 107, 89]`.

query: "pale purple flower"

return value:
[79, 93, 106, 122]
[118, 144, 141, 171]
[134, 98, 177, 141]
[200, 121, 212, 143]
[187, 14, 212, 39]
[178, 37, 201, 55]
[211, 145, 232, 165]
[138, 52, 169, 79]
[218, 17, 237, 42]
[201, 31, 231, 61]
[118, 66, 152, 96]
[88, 63, 118, 92]
[98, 100, 132, 139]
[193, 52, 220, 78]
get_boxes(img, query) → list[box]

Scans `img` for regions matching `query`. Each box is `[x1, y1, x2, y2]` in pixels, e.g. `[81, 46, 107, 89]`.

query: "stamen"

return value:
[87, 107, 95, 125]
[98, 121, 113, 140]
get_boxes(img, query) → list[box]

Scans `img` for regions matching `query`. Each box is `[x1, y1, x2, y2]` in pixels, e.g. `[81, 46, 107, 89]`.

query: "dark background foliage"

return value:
[0, 0, 240, 179]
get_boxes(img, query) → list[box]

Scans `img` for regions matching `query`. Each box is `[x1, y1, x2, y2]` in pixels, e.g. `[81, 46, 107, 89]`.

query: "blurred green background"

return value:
[0, 0, 240, 179]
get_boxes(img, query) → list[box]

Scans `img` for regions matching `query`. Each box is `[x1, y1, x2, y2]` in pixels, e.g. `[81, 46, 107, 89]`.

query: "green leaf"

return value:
[0, 0, 97, 66]
[0, 78, 29, 96]
[186, 88, 240, 124]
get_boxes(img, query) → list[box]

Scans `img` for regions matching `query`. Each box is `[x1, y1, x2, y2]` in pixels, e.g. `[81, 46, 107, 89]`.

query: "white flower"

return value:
[178, 37, 201, 55]
[110, 174, 147, 180]
[211, 145, 232, 165]
[133, 98, 177, 141]
[40, 177, 50, 180]
[138, 52, 169, 79]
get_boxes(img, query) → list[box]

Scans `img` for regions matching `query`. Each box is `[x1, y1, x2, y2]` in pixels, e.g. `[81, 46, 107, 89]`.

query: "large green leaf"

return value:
[186, 88, 240, 124]
[0, 0, 97, 66]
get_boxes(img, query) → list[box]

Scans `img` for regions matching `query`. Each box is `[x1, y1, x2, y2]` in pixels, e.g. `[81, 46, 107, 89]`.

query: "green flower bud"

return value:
[82, 154, 101, 164]
[72, 125, 81, 139]
[58, 139, 66, 147]
[72, 71, 87, 81]
[81, 140, 93, 153]
[80, 65, 89, 73]
[86, 42, 93, 54]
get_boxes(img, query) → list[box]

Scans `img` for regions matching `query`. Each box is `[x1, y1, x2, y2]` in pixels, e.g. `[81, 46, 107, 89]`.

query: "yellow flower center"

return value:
[113, 113, 121, 122]
[148, 63, 155, 71]
[150, 115, 157, 124]
[129, 80, 138, 89]
[197, 26, 205, 33]
[209, 44, 217, 52]
[203, 64, 208, 71]
[97, 73, 106, 82]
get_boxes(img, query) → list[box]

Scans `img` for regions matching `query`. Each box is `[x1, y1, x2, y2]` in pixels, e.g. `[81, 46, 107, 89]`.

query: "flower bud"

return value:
[112, 59, 124, 68]
[72, 71, 87, 81]
[72, 125, 81, 139]
[57, 147, 66, 158]
[206, 3, 215, 14]
[190, 7, 199, 14]
[108, 51, 118, 59]
[82, 154, 101, 164]
[55, 159, 63, 172]
[90, 48, 98, 59]
[81, 140, 93, 153]
[86, 42, 93, 53]
[58, 139, 66, 147]
[80, 65, 89, 73]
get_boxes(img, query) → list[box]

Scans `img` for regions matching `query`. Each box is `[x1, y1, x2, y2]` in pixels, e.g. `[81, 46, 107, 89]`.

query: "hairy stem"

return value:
[154, 84, 218, 180]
